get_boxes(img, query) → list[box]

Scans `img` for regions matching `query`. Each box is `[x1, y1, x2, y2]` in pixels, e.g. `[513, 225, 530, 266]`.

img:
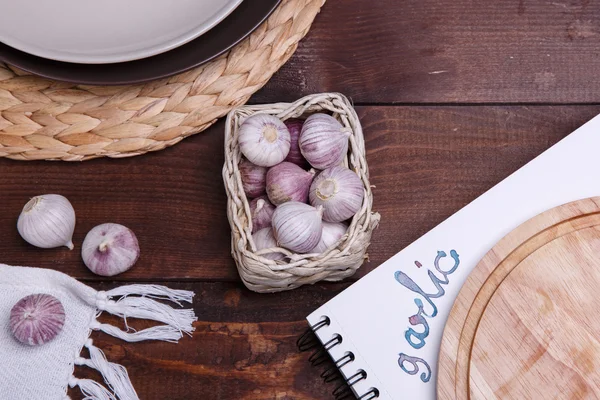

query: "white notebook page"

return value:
[307, 113, 600, 399]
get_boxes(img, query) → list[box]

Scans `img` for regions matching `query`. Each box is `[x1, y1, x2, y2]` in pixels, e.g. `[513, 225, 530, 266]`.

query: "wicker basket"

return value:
[223, 92, 380, 293]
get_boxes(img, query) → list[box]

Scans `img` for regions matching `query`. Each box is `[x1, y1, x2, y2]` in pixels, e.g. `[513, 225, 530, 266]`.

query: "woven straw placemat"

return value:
[0, 0, 325, 161]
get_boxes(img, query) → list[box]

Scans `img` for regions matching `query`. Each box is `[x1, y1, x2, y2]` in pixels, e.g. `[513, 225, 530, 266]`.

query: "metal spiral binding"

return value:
[298, 316, 380, 399]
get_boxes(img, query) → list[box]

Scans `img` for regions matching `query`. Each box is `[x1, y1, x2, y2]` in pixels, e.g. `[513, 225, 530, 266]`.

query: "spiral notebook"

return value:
[306, 113, 600, 399]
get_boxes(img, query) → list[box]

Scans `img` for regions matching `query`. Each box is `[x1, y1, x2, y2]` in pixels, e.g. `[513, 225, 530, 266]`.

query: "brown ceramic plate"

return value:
[0, 0, 281, 85]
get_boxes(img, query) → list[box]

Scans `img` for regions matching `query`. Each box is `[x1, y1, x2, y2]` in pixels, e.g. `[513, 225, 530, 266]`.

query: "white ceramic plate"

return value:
[0, 0, 243, 64]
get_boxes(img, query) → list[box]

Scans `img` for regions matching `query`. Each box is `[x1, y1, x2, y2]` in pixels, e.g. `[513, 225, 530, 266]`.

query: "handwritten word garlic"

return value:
[311, 221, 348, 253]
[239, 159, 267, 198]
[82, 223, 140, 277]
[10, 294, 65, 346]
[284, 118, 308, 167]
[300, 113, 351, 169]
[309, 166, 364, 222]
[239, 114, 291, 167]
[266, 162, 316, 205]
[250, 196, 275, 233]
[252, 228, 285, 260]
[272, 202, 323, 253]
[17, 194, 76, 250]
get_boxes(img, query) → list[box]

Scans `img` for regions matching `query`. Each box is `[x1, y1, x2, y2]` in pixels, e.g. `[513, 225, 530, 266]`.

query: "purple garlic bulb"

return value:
[10, 294, 65, 346]
[82, 223, 140, 277]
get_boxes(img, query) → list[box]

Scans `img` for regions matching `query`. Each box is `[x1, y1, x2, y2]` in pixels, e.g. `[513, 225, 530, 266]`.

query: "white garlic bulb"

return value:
[17, 194, 76, 250]
[252, 228, 285, 260]
[272, 202, 323, 253]
[82, 223, 140, 276]
[238, 114, 291, 167]
[300, 113, 351, 169]
[309, 166, 364, 222]
[311, 222, 348, 253]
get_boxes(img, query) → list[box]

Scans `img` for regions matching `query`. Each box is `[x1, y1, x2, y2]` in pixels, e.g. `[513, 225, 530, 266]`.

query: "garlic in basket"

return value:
[252, 228, 285, 260]
[239, 159, 268, 198]
[250, 196, 275, 233]
[309, 166, 364, 222]
[272, 202, 323, 253]
[266, 162, 316, 205]
[17, 194, 76, 250]
[239, 114, 291, 167]
[300, 113, 350, 169]
[311, 221, 348, 253]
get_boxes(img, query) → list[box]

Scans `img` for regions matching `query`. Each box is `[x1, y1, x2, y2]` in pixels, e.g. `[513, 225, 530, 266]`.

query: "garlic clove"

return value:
[299, 113, 351, 170]
[239, 114, 291, 167]
[239, 159, 268, 198]
[266, 162, 316, 205]
[283, 118, 309, 168]
[252, 227, 285, 260]
[250, 196, 276, 233]
[309, 166, 364, 222]
[17, 194, 76, 250]
[10, 294, 65, 346]
[311, 221, 349, 253]
[82, 223, 140, 277]
[272, 201, 323, 253]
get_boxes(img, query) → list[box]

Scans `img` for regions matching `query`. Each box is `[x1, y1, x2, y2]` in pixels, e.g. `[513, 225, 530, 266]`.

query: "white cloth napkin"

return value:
[0, 264, 197, 400]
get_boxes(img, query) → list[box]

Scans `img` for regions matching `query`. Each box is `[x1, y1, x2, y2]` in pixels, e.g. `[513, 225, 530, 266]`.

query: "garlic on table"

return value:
[272, 201, 323, 253]
[311, 221, 348, 253]
[239, 159, 268, 198]
[309, 166, 364, 222]
[266, 162, 316, 205]
[300, 113, 351, 169]
[10, 294, 65, 346]
[283, 118, 309, 168]
[250, 196, 275, 233]
[82, 223, 140, 277]
[239, 114, 291, 167]
[252, 227, 285, 260]
[17, 194, 76, 250]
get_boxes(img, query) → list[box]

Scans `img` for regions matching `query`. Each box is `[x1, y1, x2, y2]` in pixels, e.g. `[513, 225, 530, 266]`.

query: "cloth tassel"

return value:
[102, 297, 196, 335]
[105, 285, 194, 306]
[92, 284, 197, 343]
[91, 320, 189, 343]
[75, 340, 139, 400]
[69, 377, 116, 400]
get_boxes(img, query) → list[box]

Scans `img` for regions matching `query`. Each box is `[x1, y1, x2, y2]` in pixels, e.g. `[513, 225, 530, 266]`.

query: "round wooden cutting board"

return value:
[438, 197, 600, 400]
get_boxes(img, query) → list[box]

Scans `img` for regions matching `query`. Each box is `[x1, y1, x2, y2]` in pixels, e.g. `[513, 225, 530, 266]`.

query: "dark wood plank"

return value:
[256, 0, 600, 103]
[1, 106, 598, 282]
[67, 281, 348, 400]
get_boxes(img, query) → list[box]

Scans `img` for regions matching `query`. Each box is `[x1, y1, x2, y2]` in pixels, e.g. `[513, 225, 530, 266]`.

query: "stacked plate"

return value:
[0, 0, 280, 84]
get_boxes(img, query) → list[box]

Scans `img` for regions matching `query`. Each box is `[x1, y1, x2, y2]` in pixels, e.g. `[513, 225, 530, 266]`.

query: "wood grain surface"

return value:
[438, 197, 600, 400]
[257, 0, 600, 104]
[3, 0, 600, 398]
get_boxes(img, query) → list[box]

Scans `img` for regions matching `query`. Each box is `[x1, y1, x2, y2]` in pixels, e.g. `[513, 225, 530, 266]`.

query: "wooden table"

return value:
[2, 1, 599, 398]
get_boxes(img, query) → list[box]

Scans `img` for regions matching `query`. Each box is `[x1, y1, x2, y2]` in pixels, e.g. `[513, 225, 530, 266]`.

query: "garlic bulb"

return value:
[250, 196, 275, 233]
[284, 118, 309, 167]
[311, 222, 348, 253]
[17, 194, 76, 250]
[252, 228, 285, 260]
[266, 162, 316, 205]
[82, 223, 140, 276]
[309, 166, 364, 222]
[272, 202, 323, 253]
[239, 159, 268, 198]
[10, 294, 65, 346]
[239, 114, 291, 167]
[300, 113, 351, 169]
